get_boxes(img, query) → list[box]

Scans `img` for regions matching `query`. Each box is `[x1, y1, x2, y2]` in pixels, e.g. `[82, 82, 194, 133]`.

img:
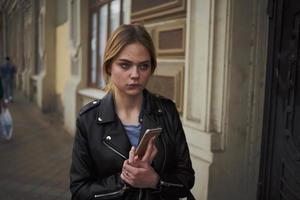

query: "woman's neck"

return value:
[114, 91, 143, 125]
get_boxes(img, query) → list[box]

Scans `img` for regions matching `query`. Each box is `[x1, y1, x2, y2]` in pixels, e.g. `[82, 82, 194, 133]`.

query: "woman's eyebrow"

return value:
[139, 60, 151, 64]
[117, 59, 131, 62]
[117, 59, 150, 64]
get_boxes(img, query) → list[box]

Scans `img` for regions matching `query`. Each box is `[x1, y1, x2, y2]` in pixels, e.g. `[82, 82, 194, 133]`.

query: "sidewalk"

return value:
[0, 91, 73, 200]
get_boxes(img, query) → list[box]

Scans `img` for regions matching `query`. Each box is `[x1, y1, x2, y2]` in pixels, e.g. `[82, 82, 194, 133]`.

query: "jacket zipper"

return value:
[138, 189, 142, 200]
[160, 134, 166, 174]
[161, 180, 184, 187]
[102, 141, 184, 197]
[158, 116, 184, 189]
[94, 141, 128, 199]
[103, 140, 144, 200]
[103, 140, 128, 160]
[94, 187, 125, 198]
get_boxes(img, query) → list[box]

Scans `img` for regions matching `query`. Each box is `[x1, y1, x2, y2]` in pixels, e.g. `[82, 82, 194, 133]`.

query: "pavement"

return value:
[0, 91, 74, 199]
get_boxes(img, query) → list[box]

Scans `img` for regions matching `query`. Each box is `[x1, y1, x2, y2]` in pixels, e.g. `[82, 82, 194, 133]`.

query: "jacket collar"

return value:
[96, 91, 116, 124]
[96, 89, 163, 124]
[139, 90, 163, 135]
[143, 89, 164, 116]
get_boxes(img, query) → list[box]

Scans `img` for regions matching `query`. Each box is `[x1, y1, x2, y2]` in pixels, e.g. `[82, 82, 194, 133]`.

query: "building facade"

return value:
[0, 0, 270, 199]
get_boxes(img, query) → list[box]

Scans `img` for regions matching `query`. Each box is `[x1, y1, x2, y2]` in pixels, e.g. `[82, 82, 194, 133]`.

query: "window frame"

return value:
[87, 0, 124, 88]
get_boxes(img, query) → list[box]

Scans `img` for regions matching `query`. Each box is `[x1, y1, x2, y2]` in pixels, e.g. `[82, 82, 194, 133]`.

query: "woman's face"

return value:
[110, 42, 152, 98]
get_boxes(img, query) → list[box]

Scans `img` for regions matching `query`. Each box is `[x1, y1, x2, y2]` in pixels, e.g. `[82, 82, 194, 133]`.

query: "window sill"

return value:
[78, 88, 106, 100]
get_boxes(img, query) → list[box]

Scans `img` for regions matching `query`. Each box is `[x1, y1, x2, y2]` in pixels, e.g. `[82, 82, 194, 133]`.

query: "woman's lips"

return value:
[127, 83, 142, 88]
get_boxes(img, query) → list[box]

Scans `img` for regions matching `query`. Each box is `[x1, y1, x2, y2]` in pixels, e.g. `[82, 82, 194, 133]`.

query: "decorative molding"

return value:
[184, 125, 213, 161]
[70, 43, 81, 60]
[184, 0, 216, 129]
[155, 22, 185, 56]
[144, 19, 185, 59]
[184, 0, 233, 152]
[24, 7, 33, 69]
[69, 0, 81, 76]
[38, 7, 45, 63]
[131, 0, 186, 22]
[147, 61, 184, 112]
[210, 0, 232, 152]
[71, 56, 79, 76]
[70, 0, 80, 50]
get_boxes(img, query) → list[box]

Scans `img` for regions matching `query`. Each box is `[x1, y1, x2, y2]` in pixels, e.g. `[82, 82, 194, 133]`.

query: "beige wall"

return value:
[55, 22, 70, 96]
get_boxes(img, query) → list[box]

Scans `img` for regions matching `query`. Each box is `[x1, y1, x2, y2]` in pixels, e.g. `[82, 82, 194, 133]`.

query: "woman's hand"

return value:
[121, 137, 159, 188]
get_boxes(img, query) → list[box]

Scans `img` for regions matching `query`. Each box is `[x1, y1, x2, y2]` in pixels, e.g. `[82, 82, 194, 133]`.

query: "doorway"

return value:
[258, 0, 300, 199]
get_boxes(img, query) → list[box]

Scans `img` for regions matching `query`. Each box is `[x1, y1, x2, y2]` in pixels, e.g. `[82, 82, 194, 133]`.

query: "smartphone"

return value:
[135, 127, 162, 158]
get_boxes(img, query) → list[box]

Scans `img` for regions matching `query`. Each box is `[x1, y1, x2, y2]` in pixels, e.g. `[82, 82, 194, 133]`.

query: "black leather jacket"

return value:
[70, 90, 195, 200]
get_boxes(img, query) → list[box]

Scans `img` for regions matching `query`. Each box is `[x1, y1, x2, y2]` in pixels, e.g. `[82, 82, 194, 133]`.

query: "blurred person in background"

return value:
[0, 56, 16, 103]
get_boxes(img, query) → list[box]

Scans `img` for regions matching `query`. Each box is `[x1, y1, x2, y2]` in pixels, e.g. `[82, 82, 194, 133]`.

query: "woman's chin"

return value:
[125, 88, 144, 96]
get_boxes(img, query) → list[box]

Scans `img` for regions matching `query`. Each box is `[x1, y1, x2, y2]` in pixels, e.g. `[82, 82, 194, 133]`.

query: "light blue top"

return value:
[123, 124, 142, 147]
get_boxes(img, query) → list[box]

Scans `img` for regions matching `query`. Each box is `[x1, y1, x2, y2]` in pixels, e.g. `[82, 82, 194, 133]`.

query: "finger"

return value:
[120, 172, 127, 182]
[134, 154, 139, 162]
[128, 146, 135, 164]
[141, 137, 155, 162]
[149, 144, 158, 163]
[122, 166, 138, 183]
[120, 172, 131, 185]
[123, 160, 138, 173]
[120, 172, 125, 180]
[121, 163, 131, 179]
[121, 172, 135, 187]
[122, 170, 132, 179]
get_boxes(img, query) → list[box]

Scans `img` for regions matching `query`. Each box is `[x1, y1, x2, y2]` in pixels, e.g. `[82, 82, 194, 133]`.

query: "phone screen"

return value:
[135, 127, 162, 158]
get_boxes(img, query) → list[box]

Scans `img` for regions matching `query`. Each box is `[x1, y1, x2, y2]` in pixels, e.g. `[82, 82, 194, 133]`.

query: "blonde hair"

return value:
[103, 24, 157, 92]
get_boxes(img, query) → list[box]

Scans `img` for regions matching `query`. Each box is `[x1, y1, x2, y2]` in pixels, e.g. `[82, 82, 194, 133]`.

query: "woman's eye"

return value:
[139, 63, 150, 70]
[119, 63, 129, 69]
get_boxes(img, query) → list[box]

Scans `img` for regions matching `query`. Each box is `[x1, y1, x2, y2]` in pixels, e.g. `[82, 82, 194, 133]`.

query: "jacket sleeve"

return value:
[157, 100, 195, 199]
[70, 118, 126, 200]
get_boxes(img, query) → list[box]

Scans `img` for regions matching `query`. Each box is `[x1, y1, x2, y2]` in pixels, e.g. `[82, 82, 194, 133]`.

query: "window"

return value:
[88, 0, 123, 88]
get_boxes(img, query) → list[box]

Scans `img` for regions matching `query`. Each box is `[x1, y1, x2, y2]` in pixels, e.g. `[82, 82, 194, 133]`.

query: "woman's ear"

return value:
[106, 62, 112, 76]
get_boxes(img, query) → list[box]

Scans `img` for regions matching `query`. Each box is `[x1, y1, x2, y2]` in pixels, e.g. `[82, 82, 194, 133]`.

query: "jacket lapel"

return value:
[102, 121, 131, 159]
[139, 91, 166, 173]
[140, 90, 164, 134]
[96, 92, 131, 160]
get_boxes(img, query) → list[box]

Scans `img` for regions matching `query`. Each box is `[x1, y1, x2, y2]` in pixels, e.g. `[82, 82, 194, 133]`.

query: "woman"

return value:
[70, 24, 195, 200]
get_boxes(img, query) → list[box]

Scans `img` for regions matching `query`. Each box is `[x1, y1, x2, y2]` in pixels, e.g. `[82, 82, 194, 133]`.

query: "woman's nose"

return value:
[130, 66, 139, 78]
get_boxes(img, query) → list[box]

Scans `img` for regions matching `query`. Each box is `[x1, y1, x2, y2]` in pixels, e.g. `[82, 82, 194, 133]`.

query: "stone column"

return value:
[185, 0, 268, 199]
[63, 0, 86, 134]
[34, 0, 56, 112]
